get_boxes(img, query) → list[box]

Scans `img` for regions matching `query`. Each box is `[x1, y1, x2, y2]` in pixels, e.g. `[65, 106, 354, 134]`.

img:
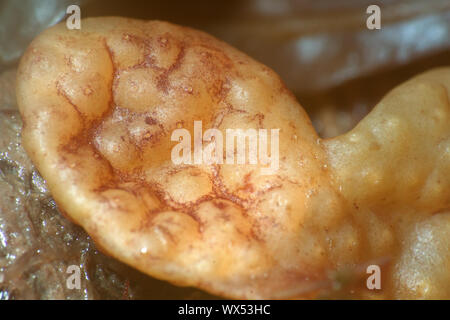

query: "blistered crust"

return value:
[16, 17, 450, 299]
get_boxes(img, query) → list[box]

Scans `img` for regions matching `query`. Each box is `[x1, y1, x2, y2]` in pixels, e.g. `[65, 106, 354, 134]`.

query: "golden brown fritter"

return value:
[16, 17, 450, 299]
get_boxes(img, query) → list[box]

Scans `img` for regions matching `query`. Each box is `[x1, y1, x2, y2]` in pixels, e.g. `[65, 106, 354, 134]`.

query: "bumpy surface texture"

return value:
[16, 17, 450, 299]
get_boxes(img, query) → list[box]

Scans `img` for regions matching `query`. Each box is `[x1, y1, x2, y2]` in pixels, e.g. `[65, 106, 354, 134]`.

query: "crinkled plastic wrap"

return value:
[0, 0, 449, 299]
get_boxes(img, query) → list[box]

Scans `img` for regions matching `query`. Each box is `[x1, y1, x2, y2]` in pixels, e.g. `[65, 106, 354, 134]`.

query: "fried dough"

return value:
[16, 17, 450, 298]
